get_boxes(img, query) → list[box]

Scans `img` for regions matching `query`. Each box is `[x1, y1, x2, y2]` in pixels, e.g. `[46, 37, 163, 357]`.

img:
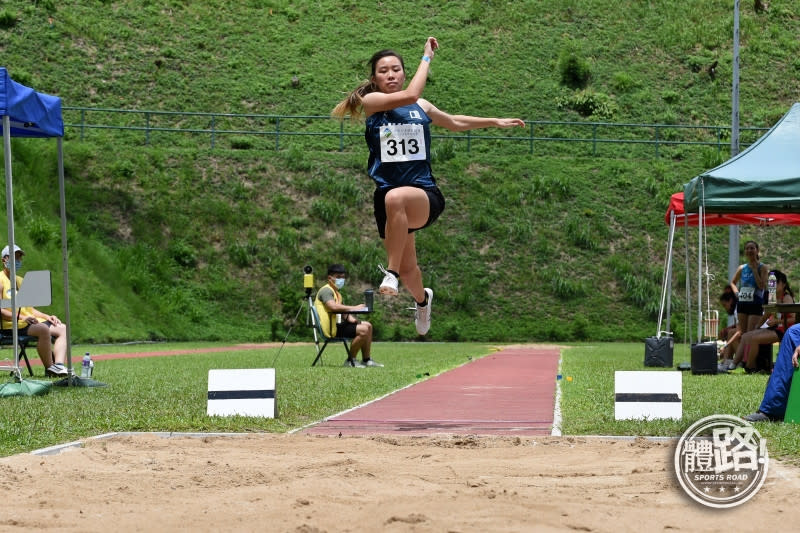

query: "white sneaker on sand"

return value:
[378, 265, 399, 295]
[414, 288, 433, 335]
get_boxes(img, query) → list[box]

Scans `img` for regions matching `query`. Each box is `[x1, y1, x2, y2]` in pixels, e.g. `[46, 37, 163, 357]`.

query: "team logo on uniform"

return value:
[674, 414, 768, 508]
[408, 110, 421, 120]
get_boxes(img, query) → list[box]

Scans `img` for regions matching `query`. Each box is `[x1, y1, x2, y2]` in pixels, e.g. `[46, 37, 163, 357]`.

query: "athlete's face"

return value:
[744, 242, 759, 260]
[372, 56, 405, 94]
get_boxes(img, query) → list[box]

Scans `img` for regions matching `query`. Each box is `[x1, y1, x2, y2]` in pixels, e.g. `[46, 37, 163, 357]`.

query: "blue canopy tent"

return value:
[1, 66, 74, 382]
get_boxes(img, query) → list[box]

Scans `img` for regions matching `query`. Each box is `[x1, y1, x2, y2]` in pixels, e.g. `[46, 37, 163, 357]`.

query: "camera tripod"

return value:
[270, 288, 319, 367]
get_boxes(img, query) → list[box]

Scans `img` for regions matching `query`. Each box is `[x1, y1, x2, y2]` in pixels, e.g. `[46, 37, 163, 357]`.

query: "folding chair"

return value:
[1, 270, 52, 377]
[0, 332, 36, 377]
[309, 305, 354, 367]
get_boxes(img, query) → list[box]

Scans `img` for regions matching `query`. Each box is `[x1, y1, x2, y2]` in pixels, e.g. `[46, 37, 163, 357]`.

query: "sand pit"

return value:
[1, 432, 799, 532]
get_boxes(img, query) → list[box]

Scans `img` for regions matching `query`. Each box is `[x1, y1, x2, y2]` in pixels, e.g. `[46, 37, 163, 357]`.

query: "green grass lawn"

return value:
[560, 343, 800, 463]
[1, 342, 797, 462]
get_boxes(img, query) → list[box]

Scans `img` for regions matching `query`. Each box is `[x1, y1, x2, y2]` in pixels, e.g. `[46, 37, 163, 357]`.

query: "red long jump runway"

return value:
[304, 346, 561, 437]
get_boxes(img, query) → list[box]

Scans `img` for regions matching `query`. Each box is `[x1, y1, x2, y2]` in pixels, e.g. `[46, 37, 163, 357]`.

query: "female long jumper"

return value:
[333, 37, 524, 335]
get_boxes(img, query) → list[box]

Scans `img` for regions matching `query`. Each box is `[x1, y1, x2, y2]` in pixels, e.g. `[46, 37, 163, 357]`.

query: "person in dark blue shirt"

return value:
[332, 37, 524, 335]
[744, 322, 800, 422]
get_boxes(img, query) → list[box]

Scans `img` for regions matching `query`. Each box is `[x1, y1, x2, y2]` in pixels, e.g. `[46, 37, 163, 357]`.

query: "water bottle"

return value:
[81, 352, 92, 378]
[364, 289, 374, 312]
[768, 271, 777, 304]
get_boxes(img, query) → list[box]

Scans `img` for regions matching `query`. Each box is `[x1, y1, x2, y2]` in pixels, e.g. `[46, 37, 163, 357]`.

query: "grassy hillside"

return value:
[2, 0, 800, 343]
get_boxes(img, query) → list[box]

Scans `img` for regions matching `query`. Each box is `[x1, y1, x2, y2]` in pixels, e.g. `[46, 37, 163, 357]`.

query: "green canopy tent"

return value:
[684, 103, 800, 214]
[682, 103, 800, 342]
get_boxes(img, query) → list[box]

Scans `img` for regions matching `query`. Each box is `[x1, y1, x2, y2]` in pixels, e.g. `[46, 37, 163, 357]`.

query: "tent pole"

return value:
[2, 115, 21, 375]
[727, 227, 739, 328]
[666, 212, 675, 336]
[658, 211, 676, 337]
[697, 205, 704, 343]
[57, 137, 73, 383]
[727, 0, 741, 326]
[684, 213, 691, 347]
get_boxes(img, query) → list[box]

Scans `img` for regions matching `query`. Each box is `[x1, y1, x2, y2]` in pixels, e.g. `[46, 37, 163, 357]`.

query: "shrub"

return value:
[530, 174, 572, 200]
[661, 89, 680, 105]
[26, 216, 57, 246]
[111, 159, 137, 179]
[442, 321, 462, 342]
[168, 240, 198, 268]
[228, 241, 256, 268]
[565, 218, 599, 250]
[230, 136, 254, 150]
[0, 9, 17, 29]
[432, 139, 457, 162]
[572, 314, 590, 340]
[701, 148, 725, 169]
[284, 145, 312, 171]
[310, 198, 345, 224]
[8, 69, 33, 87]
[611, 71, 639, 93]
[557, 44, 591, 89]
[546, 266, 586, 299]
[556, 90, 617, 120]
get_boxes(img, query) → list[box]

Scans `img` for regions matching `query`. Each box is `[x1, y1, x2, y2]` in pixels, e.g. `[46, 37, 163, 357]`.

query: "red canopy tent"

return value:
[665, 192, 800, 227]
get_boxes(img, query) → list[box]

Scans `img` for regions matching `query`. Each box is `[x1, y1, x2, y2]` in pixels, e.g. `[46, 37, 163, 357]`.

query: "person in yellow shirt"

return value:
[314, 264, 380, 368]
[0, 245, 68, 377]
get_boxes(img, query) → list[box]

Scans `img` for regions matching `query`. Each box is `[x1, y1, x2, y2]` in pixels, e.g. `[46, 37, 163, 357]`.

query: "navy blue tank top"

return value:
[364, 103, 436, 190]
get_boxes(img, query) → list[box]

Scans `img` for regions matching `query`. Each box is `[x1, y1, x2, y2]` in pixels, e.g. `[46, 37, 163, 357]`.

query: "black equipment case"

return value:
[644, 336, 674, 367]
[691, 342, 718, 374]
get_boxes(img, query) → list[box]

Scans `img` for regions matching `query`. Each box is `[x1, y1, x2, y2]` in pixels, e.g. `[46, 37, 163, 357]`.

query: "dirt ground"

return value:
[1, 433, 799, 532]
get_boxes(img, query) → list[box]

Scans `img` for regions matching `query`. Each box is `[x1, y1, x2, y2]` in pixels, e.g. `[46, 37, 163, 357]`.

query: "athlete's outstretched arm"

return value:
[420, 99, 525, 132]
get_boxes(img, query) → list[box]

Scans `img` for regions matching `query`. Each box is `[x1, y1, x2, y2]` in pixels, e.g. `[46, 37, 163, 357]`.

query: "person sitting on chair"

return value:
[0, 244, 69, 377]
[718, 286, 740, 368]
[314, 264, 381, 368]
[729, 270, 795, 373]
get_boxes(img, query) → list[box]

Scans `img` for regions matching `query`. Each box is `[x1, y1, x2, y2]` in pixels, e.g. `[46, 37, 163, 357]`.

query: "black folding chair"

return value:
[0, 332, 36, 377]
[309, 306, 354, 367]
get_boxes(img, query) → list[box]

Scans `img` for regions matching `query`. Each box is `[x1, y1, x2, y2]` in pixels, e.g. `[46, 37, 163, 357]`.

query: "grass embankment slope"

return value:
[1, 1, 800, 342]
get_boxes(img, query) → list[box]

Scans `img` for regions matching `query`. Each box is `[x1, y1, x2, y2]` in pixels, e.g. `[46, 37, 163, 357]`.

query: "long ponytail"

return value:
[331, 80, 376, 121]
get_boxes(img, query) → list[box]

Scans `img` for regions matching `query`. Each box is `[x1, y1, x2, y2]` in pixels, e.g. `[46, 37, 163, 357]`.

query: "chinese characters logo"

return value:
[674, 415, 768, 508]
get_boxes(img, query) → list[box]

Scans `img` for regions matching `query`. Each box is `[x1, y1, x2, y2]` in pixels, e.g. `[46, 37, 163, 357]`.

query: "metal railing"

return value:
[62, 106, 768, 157]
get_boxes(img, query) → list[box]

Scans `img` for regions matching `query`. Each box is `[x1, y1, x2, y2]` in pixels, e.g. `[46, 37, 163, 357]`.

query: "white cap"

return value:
[1, 244, 24, 258]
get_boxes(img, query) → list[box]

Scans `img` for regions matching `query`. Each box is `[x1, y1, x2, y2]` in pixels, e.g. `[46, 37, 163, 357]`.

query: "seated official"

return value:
[314, 263, 381, 368]
[0, 244, 69, 377]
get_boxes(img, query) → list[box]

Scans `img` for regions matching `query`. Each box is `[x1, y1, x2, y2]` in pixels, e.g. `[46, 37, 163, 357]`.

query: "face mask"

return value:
[14, 259, 22, 271]
[334, 278, 346, 289]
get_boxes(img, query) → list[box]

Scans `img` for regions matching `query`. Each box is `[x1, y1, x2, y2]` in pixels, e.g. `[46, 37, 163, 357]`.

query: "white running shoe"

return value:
[414, 288, 433, 335]
[46, 363, 68, 377]
[378, 264, 399, 295]
[343, 358, 366, 368]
